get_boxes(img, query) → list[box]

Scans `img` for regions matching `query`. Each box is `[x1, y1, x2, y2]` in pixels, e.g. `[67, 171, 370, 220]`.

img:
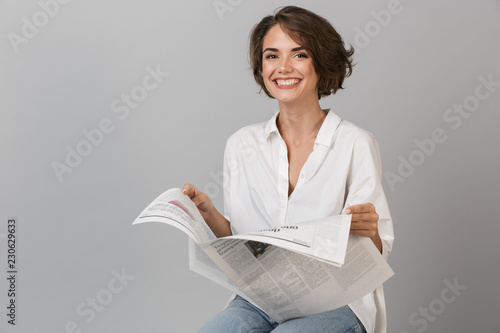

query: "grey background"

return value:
[1, 0, 499, 332]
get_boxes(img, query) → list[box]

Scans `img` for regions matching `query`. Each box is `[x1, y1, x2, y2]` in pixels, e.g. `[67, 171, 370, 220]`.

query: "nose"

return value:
[278, 57, 292, 74]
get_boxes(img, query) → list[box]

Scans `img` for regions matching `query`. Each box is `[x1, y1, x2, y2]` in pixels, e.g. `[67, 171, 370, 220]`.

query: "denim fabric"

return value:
[198, 296, 366, 333]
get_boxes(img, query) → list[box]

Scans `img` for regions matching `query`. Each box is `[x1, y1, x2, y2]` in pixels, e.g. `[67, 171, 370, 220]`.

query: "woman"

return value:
[184, 6, 394, 333]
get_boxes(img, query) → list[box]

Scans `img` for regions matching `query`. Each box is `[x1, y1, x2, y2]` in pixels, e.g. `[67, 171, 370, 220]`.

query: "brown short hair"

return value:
[249, 6, 355, 99]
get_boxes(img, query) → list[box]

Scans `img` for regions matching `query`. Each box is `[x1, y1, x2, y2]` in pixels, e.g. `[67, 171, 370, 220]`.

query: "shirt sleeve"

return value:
[344, 131, 394, 259]
[222, 138, 235, 223]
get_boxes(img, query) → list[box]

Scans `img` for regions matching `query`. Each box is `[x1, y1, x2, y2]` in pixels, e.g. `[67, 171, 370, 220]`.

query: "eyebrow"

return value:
[263, 46, 305, 53]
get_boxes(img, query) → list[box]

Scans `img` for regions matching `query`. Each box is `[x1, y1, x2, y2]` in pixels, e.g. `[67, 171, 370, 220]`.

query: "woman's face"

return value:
[261, 24, 319, 104]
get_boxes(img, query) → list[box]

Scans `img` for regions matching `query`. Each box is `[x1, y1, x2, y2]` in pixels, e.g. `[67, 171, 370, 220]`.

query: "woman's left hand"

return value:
[346, 203, 382, 253]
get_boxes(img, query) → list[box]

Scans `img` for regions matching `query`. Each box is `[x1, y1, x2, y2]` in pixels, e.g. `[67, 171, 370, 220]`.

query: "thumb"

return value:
[183, 183, 198, 198]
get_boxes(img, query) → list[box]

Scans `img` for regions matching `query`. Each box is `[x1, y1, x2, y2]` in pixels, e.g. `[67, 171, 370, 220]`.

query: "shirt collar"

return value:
[263, 110, 280, 140]
[315, 108, 342, 147]
[262, 108, 342, 147]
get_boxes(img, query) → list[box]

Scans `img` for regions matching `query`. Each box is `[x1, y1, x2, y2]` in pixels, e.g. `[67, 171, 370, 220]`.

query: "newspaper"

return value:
[132, 188, 394, 323]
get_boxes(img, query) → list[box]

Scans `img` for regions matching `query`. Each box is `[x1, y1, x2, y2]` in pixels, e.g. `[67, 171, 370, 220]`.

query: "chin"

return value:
[273, 93, 300, 103]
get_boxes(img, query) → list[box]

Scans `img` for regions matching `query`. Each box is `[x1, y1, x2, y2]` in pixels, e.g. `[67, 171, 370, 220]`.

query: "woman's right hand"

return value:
[183, 183, 214, 219]
[182, 183, 232, 238]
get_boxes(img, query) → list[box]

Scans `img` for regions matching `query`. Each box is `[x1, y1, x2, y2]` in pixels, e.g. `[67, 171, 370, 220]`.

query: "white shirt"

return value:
[222, 109, 394, 333]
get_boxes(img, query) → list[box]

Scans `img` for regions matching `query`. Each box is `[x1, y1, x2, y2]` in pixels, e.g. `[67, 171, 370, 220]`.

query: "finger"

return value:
[345, 203, 375, 214]
[191, 195, 203, 207]
[350, 212, 379, 222]
[350, 221, 377, 231]
[182, 184, 199, 198]
[192, 193, 212, 212]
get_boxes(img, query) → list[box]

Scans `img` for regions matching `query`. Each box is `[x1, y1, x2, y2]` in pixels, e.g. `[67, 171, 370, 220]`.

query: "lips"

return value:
[273, 78, 302, 89]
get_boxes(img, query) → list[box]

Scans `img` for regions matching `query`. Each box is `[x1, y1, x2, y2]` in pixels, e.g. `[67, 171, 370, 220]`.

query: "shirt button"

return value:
[300, 174, 305, 179]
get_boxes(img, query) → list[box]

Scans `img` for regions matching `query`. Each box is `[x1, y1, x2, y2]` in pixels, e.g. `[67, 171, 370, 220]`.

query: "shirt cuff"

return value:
[381, 239, 391, 260]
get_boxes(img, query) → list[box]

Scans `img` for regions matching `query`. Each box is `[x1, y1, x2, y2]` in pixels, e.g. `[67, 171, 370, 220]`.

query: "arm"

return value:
[183, 184, 232, 238]
[344, 132, 394, 257]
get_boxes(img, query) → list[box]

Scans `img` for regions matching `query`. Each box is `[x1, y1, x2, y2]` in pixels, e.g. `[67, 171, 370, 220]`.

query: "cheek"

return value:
[303, 64, 317, 78]
[305, 67, 319, 88]
[262, 78, 275, 95]
[261, 63, 273, 78]
[260, 65, 275, 87]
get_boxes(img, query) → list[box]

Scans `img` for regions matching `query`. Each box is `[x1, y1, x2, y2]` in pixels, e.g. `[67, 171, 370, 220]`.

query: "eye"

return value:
[264, 54, 277, 59]
[294, 53, 309, 59]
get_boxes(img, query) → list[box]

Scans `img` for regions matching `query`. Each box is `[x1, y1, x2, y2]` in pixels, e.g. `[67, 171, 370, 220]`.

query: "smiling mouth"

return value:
[273, 78, 301, 87]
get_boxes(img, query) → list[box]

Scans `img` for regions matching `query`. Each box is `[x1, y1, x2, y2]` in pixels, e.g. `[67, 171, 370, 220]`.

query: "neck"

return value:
[276, 98, 326, 144]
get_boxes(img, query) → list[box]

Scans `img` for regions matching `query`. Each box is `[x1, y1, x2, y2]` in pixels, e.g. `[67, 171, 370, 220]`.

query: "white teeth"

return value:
[275, 79, 300, 86]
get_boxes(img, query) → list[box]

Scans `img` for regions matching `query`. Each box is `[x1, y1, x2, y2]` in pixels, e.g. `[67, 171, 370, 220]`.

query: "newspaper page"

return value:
[133, 188, 394, 323]
[195, 235, 393, 323]
[132, 188, 351, 265]
[132, 188, 215, 243]
[226, 214, 351, 266]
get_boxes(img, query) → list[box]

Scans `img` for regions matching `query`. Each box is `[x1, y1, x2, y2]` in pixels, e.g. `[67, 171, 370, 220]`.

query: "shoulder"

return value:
[337, 118, 378, 145]
[338, 122, 384, 182]
[335, 118, 381, 161]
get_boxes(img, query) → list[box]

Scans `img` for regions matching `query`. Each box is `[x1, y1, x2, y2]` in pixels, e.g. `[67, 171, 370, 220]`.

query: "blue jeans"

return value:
[198, 296, 366, 333]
